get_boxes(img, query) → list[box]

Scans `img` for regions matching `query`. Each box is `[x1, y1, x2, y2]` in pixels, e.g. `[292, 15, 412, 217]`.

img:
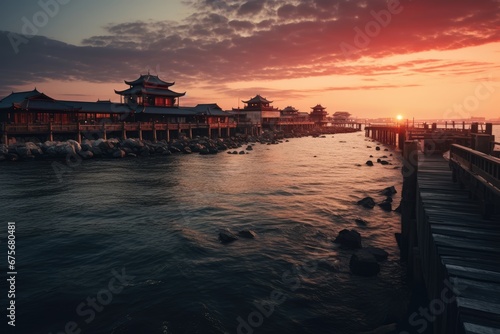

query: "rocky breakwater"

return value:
[0, 135, 267, 162]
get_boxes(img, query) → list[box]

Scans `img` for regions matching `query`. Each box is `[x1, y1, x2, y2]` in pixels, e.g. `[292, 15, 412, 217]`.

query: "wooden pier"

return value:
[398, 142, 500, 333]
[407, 145, 500, 333]
[365, 122, 497, 155]
[366, 123, 500, 332]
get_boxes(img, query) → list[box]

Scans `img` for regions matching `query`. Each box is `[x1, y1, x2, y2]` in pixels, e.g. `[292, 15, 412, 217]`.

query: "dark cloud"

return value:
[1, 0, 499, 97]
[237, 0, 266, 16]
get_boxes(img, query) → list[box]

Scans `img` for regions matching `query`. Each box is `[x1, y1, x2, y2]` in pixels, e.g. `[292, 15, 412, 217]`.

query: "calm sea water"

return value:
[1, 131, 415, 334]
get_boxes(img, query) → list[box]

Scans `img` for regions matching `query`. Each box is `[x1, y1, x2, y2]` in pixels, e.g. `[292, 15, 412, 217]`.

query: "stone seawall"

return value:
[0, 128, 360, 162]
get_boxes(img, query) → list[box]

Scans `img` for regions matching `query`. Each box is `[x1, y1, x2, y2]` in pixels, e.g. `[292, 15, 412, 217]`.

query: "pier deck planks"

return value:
[416, 153, 500, 333]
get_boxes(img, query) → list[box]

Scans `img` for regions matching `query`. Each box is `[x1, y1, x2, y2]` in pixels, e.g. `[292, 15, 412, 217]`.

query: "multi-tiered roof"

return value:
[115, 74, 186, 107]
[237, 95, 279, 111]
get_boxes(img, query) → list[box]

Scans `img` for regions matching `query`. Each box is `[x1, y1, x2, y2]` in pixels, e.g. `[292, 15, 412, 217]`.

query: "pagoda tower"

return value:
[239, 95, 278, 111]
[310, 104, 328, 126]
[115, 74, 185, 108]
[232, 94, 280, 125]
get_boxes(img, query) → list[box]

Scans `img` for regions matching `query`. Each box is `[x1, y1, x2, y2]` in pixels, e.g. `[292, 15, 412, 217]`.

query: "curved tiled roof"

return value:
[281, 106, 298, 113]
[311, 104, 326, 110]
[243, 95, 273, 104]
[124, 74, 175, 87]
[0, 89, 53, 109]
[115, 86, 186, 97]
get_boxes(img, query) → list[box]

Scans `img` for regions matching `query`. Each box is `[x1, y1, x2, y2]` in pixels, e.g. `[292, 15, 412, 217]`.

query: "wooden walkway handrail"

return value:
[450, 144, 500, 193]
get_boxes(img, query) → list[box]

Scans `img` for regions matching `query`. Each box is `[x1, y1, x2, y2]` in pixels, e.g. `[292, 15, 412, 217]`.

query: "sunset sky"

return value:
[0, 0, 499, 120]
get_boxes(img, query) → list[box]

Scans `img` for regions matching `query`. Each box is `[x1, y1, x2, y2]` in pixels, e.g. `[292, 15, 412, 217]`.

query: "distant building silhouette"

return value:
[232, 95, 280, 125]
[309, 104, 328, 126]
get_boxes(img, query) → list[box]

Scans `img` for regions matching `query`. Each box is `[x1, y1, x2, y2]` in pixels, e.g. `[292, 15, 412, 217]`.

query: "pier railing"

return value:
[365, 122, 496, 154]
[450, 144, 500, 194]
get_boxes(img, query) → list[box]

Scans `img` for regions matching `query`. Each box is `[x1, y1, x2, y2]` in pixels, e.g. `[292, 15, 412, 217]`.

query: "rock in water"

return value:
[349, 250, 380, 276]
[357, 197, 376, 209]
[378, 199, 392, 212]
[124, 138, 145, 149]
[6, 153, 19, 161]
[219, 229, 238, 244]
[333, 229, 362, 249]
[78, 150, 94, 160]
[112, 149, 126, 158]
[366, 160, 374, 166]
[67, 140, 82, 153]
[0, 144, 7, 155]
[364, 247, 389, 261]
[15, 145, 32, 159]
[238, 230, 257, 239]
[355, 218, 369, 226]
[381, 186, 397, 196]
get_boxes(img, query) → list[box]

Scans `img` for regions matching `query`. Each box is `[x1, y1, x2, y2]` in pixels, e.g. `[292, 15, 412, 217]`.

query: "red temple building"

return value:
[115, 74, 185, 108]
[0, 75, 236, 143]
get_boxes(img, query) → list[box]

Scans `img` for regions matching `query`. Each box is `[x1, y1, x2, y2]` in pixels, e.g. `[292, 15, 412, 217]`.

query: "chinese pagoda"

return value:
[309, 104, 328, 126]
[232, 94, 280, 130]
[115, 74, 186, 107]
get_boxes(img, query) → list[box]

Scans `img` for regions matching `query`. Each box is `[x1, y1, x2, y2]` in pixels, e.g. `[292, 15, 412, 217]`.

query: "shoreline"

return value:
[0, 127, 360, 162]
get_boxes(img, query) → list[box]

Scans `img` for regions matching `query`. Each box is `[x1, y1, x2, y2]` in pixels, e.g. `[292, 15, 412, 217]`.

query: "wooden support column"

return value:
[138, 122, 142, 141]
[122, 122, 127, 140]
[218, 123, 222, 138]
[474, 134, 492, 154]
[486, 123, 493, 135]
[102, 123, 107, 140]
[189, 125, 193, 139]
[76, 122, 82, 143]
[398, 127, 406, 151]
[49, 122, 54, 141]
[153, 122, 157, 142]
